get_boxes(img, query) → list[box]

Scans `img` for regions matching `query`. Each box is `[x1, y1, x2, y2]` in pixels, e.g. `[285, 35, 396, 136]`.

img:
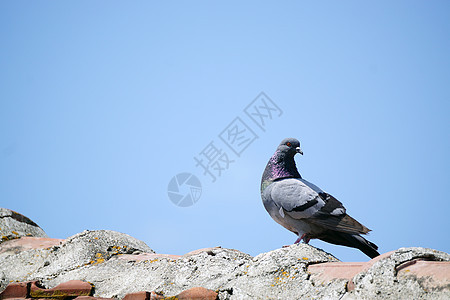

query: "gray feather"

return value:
[260, 138, 380, 258]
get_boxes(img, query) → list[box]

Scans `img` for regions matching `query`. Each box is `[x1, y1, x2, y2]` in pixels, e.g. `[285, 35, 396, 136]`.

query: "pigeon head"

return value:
[261, 138, 303, 191]
[277, 138, 303, 157]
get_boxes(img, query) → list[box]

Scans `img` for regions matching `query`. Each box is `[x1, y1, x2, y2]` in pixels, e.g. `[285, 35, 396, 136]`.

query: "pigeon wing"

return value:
[269, 178, 326, 219]
[309, 192, 371, 235]
[270, 179, 370, 235]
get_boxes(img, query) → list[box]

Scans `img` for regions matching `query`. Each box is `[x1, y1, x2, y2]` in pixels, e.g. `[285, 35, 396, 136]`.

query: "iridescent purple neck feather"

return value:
[261, 149, 301, 192]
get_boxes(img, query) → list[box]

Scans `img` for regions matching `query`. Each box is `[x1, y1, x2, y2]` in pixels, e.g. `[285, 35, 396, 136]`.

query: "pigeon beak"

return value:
[296, 147, 303, 155]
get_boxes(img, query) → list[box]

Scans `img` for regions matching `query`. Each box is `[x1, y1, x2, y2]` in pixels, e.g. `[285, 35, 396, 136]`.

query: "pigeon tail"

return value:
[261, 138, 380, 258]
[319, 231, 380, 259]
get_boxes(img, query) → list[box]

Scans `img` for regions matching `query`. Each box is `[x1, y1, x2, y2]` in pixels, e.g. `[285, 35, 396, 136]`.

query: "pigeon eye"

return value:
[286, 142, 291, 147]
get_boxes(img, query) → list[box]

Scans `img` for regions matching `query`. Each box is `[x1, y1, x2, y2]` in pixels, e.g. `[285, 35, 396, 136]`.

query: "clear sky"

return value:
[1, 1, 449, 262]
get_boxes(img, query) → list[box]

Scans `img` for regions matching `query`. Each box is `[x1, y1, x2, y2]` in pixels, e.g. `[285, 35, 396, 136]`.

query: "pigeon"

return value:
[261, 138, 379, 259]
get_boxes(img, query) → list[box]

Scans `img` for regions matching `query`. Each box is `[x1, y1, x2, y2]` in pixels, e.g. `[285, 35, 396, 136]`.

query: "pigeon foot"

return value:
[297, 233, 310, 244]
[284, 233, 310, 248]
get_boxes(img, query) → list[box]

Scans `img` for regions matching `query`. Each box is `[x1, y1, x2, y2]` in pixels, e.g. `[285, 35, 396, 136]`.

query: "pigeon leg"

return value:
[284, 236, 301, 248]
[285, 234, 310, 248]
[294, 233, 309, 244]
[297, 233, 310, 244]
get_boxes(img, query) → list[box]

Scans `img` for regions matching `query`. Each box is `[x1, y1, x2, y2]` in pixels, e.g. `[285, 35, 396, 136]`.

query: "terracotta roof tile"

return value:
[174, 287, 218, 300]
[0, 281, 30, 299]
[29, 280, 92, 298]
[397, 259, 450, 290]
[0, 237, 63, 254]
[122, 291, 164, 300]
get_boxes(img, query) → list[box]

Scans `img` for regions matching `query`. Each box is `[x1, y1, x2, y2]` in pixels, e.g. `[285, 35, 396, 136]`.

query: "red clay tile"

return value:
[175, 287, 218, 300]
[308, 251, 397, 291]
[346, 279, 356, 292]
[149, 291, 165, 300]
[30, 280, 92, 298]
[308, 251, 397, 279]
[183, 247, 221, 257]
[308, 251, 449, 292]
[75, 296, 114, 300]
[396, 258, 429, 272]
[122, 291, 164, 300]
[397, 260, 450, 290]
[308, 262, 366, 282]
[122, 291, 149, 300]
[0, 237, 64, 254]
[0, 281, 31, 299]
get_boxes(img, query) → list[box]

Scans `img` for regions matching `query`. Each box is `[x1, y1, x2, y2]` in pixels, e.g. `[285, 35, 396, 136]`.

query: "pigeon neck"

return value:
[262, 150, 301, 185]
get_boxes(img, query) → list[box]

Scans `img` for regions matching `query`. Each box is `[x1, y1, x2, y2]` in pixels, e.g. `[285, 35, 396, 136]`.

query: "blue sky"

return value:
[1, 1, 449, 262]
